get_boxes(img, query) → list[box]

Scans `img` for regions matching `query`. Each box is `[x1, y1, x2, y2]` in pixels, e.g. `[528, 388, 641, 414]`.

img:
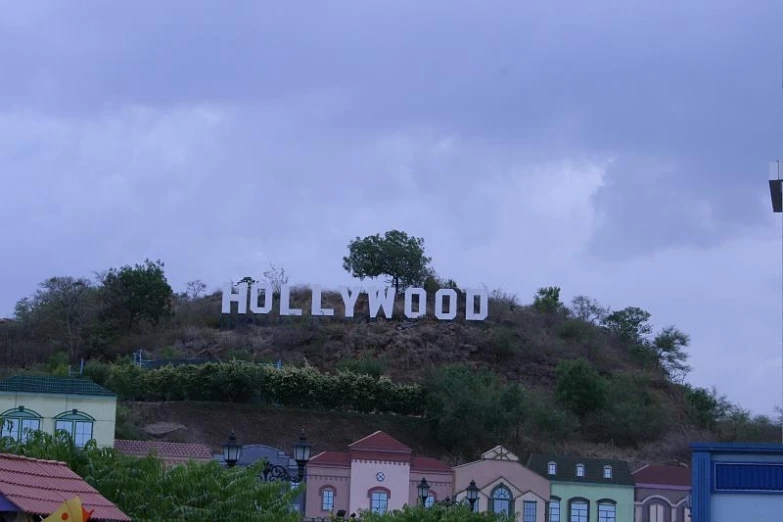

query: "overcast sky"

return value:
[2, 1, 783, 416]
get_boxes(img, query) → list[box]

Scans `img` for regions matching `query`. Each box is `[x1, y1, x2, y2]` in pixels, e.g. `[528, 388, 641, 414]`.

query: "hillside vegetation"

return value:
[1, 231, 780, 466]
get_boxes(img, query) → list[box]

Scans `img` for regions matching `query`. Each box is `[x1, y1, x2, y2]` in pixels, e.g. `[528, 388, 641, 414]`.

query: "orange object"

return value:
[41, 497, 94, 522]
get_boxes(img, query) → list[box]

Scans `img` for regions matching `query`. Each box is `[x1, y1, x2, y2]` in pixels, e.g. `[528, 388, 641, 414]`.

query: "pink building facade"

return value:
[453, 446, 550, 521]
[305, 431, 453, 518]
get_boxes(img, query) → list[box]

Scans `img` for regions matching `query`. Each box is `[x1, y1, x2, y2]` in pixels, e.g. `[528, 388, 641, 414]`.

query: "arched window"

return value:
[368, 487, 389, 514]
[603, 465, 612, 479]
[320, 487, 334, 511]
[548, 461, 557, 475]
[0, 407, 41, 442]
[54, 410, 94, 448]
[425, 494, 435, 508]
[576, 464, 585, 477]
[569, 499, 589, 522]
[597, 499, 616, 522]
[548, 497, 561, 522]
[490, 484, 512, 515]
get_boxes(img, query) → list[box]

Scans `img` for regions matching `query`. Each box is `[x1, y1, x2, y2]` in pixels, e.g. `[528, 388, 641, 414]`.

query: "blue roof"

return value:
[690, 442, 783, 454]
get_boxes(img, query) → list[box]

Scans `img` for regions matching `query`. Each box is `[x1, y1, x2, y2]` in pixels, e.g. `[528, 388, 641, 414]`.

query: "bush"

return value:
[358, 503, 513, 522]
[336, 354, 388, 378]
[582, 374, 671, 445]
[106, 361, 425, 415]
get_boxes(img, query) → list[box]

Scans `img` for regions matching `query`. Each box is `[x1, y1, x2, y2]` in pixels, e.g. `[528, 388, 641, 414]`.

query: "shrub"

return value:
[105, 361, 425, 415]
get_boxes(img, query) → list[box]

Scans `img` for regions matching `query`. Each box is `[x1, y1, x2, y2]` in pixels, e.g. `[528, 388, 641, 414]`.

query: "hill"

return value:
[1, 259, 780, 466]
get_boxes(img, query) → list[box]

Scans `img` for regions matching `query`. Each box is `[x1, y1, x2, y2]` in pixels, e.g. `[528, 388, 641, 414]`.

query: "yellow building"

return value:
[0, 375, 117, 448]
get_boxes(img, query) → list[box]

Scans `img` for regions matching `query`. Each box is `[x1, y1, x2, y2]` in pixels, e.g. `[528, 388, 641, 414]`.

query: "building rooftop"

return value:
[0, 375, 115, 397]
[633, 464, 691, 487]
[527, 454, 635, 486]
[348, 431, 412, 454]
[114, 440, 213, 461]
[0, 453, 130, 521]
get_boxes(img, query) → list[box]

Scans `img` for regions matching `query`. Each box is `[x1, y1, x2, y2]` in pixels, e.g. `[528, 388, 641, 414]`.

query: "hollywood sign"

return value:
[221, 283, 489, 321]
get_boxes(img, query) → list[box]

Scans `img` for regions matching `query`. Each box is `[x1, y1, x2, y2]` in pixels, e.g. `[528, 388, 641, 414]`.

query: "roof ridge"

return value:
[0, 453, 69, 466]
[348, 430, 385, 447]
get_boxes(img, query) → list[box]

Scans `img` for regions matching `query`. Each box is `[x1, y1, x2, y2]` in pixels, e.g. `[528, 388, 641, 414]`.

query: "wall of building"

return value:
[551, 482, 634, 522]
[691, 444, 783, 522]
[634, 488, 689, 522]
[349, 458, 410, 514]
[408, 470, 453, 506]
[0, 392, 116, 448]
[452, 459, 549, 520]
[304, 465, 351, 518]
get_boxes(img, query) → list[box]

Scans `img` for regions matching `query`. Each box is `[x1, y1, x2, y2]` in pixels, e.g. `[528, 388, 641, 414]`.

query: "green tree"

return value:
[651, 326, 692, 383]
[554, 359, 608, 420]
[570, 295, 609, 324]
[0, 430, 300, 522]
[101, 259, 173, 329]
[13, 276, 96, 359]
[583, 374, 670, 445]
[601, 306, 652, 345]
[424, 364, 527, 456]
[532, 286, 564, 315]
[343, 230, 433, 293]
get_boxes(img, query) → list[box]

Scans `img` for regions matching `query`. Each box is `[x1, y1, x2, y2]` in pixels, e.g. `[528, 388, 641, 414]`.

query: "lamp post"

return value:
[222, 430, 242, 468]
[261, 428, 312, 483]
[417, 478, 430, 507]
[466, 480, 479, 511]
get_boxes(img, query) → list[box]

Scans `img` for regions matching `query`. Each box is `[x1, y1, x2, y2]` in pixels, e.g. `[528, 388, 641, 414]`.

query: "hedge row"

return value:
[105, 362, 426, 415]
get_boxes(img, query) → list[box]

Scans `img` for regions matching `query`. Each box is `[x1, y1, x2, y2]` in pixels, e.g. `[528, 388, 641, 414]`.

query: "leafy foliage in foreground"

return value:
[0, 430, 300, 522]
[356, 504, 513, 522]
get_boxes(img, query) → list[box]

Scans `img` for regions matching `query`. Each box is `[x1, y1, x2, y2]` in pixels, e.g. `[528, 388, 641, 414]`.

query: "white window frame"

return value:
[321, 487, 334, 511]
[0, 408, 42, 442]
[54, 410, 95, 448]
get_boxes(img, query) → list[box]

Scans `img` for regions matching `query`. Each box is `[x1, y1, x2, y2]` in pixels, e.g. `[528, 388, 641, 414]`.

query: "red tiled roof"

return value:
[0, 453, 130, 521]
[348, 431, 412, 454]
[411, 457, 452, 474]
[633, 465, 691, 487]
[309, 451, 351, 467]
[114, 439, 213, 460]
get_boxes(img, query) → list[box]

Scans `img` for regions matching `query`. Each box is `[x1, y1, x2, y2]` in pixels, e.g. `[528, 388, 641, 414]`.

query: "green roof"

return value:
[527, 454, 635, 486]
[0, 376, 115, 397]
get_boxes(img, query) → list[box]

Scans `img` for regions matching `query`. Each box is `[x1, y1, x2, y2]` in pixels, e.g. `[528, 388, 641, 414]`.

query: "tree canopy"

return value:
[0, 430, 300, 522]
[342, 230, 432, 293]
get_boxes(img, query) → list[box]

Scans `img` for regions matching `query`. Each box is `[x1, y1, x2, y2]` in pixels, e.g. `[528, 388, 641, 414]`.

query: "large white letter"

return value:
[465, 288, 489, 321]
[279, 284, 302, 316]
[222, 282, 248, 314]
[367, 286, 396, 319]
[311, 284, 334, 316]
[404, 287, 427, 319]
[250, 283, 273, 314]
[434, 288, 457, 320]
[339, 286, 363, 318]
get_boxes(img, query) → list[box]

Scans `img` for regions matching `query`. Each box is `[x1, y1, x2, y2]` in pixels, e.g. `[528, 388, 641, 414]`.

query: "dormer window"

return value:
[576, 464, 585, 477]
[548, 462, 557, 475]
[603, 465, 612, 478]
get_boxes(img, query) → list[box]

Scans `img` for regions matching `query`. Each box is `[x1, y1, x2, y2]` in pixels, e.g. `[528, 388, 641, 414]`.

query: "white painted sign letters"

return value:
[221, 283, 489, 321]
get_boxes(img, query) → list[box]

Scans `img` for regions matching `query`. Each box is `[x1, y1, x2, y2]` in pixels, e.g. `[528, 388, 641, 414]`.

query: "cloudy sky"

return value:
[2, 1, 783, 415]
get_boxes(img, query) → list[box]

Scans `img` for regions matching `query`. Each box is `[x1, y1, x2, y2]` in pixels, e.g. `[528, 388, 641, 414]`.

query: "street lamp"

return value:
[222, 430, 242, 468]
[261, 428, 312, 483]
[417, 478, 430, 507]
[466, 480, 479, 511]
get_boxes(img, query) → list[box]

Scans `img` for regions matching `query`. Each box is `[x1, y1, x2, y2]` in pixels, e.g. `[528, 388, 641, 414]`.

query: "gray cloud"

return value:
[2, 0, 783, 415]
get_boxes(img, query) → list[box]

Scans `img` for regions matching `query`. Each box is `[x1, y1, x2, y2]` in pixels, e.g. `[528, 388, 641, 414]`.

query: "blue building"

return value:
[691, 442, 783, 522]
